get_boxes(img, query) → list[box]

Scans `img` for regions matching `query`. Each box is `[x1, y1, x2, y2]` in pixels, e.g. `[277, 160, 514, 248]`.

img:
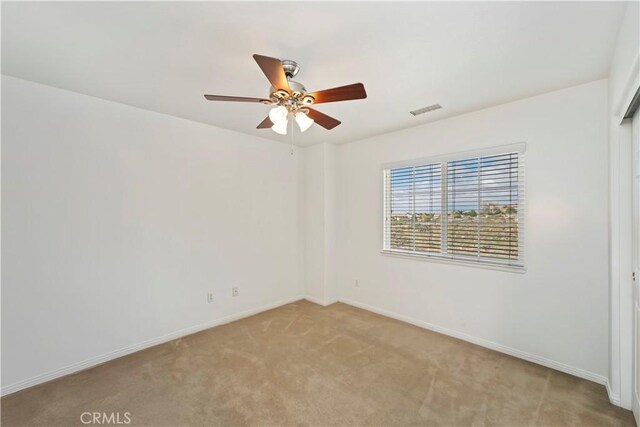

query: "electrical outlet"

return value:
[355, 279, 360, 288]
[207, 292, 214, 303]
[232, 287, 239, 297]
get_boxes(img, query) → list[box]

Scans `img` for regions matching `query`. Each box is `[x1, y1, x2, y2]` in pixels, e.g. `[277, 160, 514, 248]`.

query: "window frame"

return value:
[381, 143, 526, 272]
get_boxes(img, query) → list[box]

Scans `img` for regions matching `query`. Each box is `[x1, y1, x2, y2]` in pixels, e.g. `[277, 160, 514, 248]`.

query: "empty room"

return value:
[2, 1, 640, 426]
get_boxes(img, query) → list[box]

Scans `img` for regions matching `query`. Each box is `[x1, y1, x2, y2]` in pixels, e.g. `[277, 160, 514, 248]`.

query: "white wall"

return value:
[608, 1, 639, 409]
[608, 2, 639, 115]
[304, 143, 325, 302]
[1, 76, 304, 393]
[303, 142, 338, 305]
[323, 143, 338, 303]
[335, 80, 610, 381]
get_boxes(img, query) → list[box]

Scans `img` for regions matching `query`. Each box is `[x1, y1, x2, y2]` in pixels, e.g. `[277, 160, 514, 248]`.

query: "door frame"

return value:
[609, 53, 639, 412]
[629, 99, 640, 423]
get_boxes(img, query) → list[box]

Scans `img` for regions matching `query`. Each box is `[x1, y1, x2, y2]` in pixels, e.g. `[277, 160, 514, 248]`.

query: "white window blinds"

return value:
[383, 145, 525, 268]
[387, 164, 442, 253]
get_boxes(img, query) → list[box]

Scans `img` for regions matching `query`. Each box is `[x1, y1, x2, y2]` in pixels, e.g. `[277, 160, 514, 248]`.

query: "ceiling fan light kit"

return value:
[204, 54, 367, 135]
[269, 105, 288, 125]
[295, 111, 314, 132]
[271, 120, 288, 135]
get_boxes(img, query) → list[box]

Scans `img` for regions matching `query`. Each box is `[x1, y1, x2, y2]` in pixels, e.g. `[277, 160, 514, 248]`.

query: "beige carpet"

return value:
[1, 300, 635, 426]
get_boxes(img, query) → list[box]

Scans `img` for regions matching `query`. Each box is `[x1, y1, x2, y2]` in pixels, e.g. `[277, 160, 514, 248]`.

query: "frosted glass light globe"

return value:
[295, 112, 314, 132]
[269, 106, 288, 125]
[271, 120, 288, 135]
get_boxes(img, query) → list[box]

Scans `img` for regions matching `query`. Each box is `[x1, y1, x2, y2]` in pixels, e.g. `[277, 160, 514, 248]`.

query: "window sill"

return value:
[380, 250, 526, 274]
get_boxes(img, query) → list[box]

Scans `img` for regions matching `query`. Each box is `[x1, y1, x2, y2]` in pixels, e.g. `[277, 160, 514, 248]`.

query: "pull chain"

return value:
[290, 115, 294, 155]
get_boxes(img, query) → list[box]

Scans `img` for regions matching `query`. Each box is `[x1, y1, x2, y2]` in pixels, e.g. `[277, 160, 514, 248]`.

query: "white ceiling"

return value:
[2, 1, 627, 146]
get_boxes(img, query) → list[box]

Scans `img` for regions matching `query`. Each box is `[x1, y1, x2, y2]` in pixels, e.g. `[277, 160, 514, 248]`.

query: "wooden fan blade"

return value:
[305, 108, 341, 130]
[257, 116, 273, 129]
[253, 54, 290, 92]
[307, 83, 367, 104]
[204, 95, 269, 103]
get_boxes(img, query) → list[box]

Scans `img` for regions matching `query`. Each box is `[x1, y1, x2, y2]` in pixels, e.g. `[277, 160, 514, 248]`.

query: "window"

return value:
[383, 144, 525, 269]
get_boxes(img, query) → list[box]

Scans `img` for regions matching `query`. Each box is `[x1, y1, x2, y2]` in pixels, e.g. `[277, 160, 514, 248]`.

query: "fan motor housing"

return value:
[287, 80, 306, 95]
[269, 60, 315, 105]
[270, 80, 307, 99]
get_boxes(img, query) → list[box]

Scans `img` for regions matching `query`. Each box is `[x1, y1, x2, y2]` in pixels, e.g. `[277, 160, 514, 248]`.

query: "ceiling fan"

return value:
[204, 54, 367, 135]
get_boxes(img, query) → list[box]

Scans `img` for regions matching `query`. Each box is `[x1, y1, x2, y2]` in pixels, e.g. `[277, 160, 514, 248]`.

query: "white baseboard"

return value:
[338, 298, 611, 390]
[304, 295, 339, 307]
[1, 295, 304, 397]
[606, 379, 622, 406]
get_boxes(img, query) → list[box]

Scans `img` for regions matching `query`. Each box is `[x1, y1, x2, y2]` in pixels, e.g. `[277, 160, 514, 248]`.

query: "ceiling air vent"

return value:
[410, 104, 442, 116]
